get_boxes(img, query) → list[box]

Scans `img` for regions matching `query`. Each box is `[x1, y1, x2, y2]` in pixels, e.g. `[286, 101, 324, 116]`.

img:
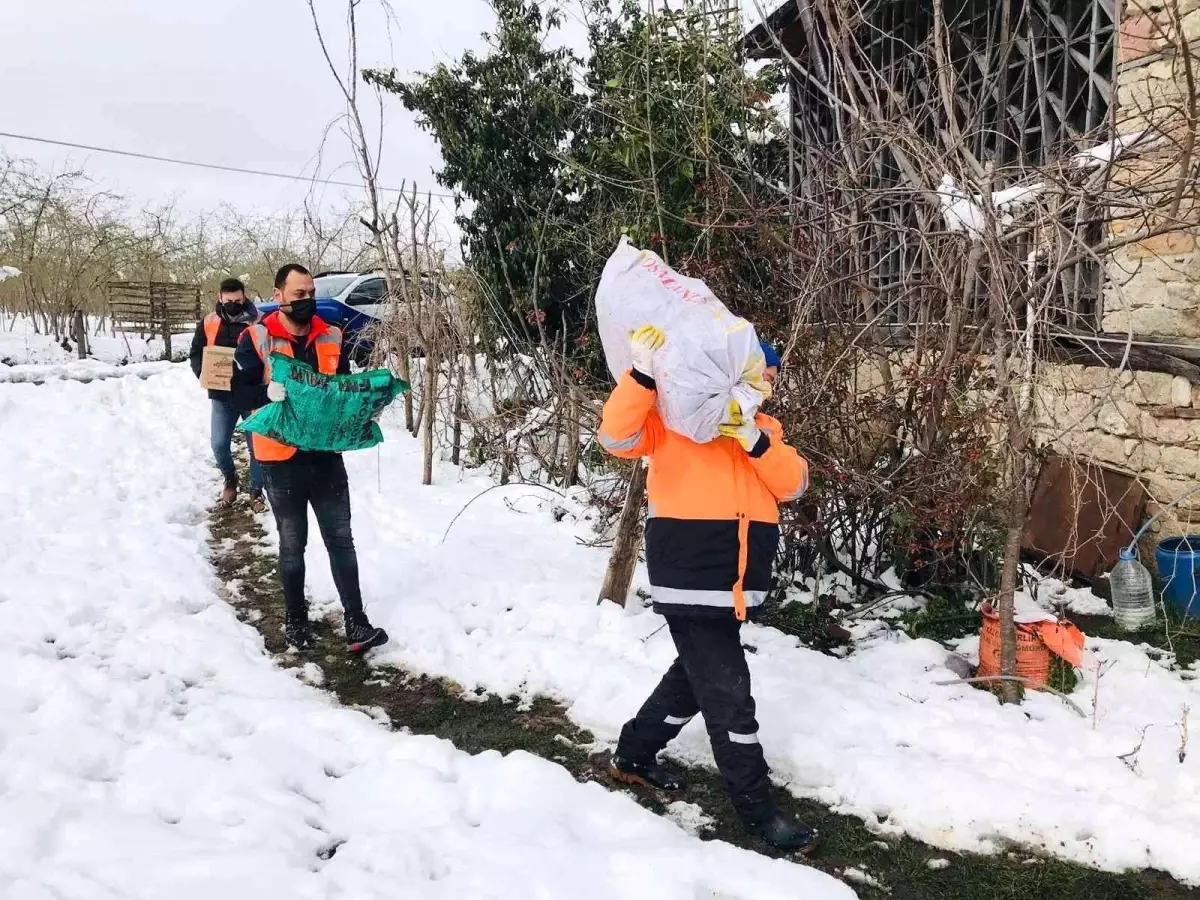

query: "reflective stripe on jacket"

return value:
[246, 312, 342, 462]
[598, 370, 809, 620]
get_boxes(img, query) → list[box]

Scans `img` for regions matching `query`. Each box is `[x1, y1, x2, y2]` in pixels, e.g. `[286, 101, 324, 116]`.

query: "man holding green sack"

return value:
[231, 263, 389, 655]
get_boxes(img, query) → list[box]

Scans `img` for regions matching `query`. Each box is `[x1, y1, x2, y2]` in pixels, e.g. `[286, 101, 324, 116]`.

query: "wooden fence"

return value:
[107, 281, 202, 360]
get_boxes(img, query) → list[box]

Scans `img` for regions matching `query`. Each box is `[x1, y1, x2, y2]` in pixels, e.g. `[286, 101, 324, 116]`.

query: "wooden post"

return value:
[597, 461, 648, 607]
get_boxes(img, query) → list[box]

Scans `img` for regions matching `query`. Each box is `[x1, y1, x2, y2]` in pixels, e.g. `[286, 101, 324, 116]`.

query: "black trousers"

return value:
[616, 615, 770, 824]
[261, 453, 366, 625]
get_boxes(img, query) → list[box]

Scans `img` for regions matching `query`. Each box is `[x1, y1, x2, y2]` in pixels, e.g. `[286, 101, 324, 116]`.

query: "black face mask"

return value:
[285, 297, 316, 324]
[219, 301, 253, 321]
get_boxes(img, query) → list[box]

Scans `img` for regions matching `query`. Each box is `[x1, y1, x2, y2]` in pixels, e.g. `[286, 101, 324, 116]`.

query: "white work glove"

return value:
[717, 400, 762, 452]
[629, 325, 665, 378]
[267, 381, 287, 403]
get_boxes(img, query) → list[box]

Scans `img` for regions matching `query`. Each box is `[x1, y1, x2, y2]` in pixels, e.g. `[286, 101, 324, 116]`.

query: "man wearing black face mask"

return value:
[190, 277, 264, 508]
[231, 263, 387, 655]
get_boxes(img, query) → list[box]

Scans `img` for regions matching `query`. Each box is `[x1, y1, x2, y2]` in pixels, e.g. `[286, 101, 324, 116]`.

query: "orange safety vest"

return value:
[598, 371, 809, 621]
[246, 317, 342, 462]
[203, 312, 221, 346]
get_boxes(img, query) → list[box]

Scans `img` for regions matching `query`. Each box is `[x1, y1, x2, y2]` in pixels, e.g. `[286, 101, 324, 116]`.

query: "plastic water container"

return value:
[1154, 536, 1200, 619]
[1110, 547, 1157, 631]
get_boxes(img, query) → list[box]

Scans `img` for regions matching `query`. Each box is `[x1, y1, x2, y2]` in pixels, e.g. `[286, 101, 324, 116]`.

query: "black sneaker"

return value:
[346, 618, 388, 654]
[284, 618, 315, 652]
[745, 808, 817, 853]
[609, 755, 686, 792]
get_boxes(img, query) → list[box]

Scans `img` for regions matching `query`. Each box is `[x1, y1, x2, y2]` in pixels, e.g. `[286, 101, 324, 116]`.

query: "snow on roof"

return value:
[936, 173, 1046, 236]
[1072, 129, 1165, 169]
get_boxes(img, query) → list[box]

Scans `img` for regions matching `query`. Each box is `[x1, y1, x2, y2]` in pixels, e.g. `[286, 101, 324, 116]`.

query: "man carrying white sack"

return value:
[598, 327, 814, 852]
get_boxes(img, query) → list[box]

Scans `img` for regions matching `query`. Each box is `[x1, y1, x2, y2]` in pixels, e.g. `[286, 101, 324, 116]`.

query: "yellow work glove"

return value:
[717, 400, 762, 452]
[629, 324, 666, 377]
[741, 355, 773, 402]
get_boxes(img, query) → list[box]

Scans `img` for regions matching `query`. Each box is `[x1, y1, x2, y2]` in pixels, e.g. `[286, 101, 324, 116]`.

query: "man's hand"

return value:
[629, 325, 666, 378]
[267, 381, 287, 403]
[717, 400, 762, 452]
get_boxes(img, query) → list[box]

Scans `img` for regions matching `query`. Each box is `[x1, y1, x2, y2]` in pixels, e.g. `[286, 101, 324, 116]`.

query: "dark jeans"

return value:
[211, 398, 263, 492]
[616, 615, 771, 824]
[261, 454, 366, 626]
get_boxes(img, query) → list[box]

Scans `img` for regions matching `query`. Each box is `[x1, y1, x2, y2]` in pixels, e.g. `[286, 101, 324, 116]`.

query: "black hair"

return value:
[274, 263, 312, 290]
[218, 277, 246, 296]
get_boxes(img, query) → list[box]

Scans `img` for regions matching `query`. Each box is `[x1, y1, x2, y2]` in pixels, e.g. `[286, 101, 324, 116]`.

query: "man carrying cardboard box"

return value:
[189, 277, 264, 509]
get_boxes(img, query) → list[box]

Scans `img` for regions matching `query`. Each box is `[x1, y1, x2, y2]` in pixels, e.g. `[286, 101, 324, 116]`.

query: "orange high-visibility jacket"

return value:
[245, 312, 342, 463]
[203, 312, 221, 345]
[599, 369, 809, 621]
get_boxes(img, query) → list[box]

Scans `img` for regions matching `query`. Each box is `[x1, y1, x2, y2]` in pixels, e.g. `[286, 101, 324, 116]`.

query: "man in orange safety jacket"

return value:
[231, 263, 387, 656]
[189, 277, 263, 508]
[598, 325, 815, 853]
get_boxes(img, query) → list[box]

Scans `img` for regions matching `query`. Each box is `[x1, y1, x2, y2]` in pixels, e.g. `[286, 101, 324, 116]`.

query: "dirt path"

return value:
[208, 487, 1196, 900]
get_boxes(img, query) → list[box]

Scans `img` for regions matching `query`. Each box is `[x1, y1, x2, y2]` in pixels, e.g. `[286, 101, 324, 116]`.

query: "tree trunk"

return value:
[997, 440, 1029, 704]
[72, 309, 88, 359]
[399, 343, 416, 434]
[564, 386, 580, 488]
[421, 348, 438, 486]
[597, 461, 648, 607]
[451, 361, 465, 467]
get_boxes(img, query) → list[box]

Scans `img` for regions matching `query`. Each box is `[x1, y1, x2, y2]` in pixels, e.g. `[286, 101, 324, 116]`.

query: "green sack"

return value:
[239, 352, 409, 453]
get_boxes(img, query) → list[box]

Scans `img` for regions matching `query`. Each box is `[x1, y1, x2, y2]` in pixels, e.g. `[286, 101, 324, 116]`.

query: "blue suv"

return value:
[257, 271, 389, 361]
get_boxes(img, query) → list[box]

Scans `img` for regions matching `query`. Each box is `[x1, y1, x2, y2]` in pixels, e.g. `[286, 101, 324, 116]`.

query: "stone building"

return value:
[747, 0, 1200, 546]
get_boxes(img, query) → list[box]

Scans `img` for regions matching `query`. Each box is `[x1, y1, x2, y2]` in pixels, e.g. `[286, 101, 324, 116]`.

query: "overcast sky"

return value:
[1, 0, 507, 233]
[2, 0, 765, 241]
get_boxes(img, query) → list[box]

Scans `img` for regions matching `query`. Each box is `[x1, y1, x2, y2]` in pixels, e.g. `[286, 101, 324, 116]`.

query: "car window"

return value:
[315, 275, 357, 298]
[345, 278, 388, 307]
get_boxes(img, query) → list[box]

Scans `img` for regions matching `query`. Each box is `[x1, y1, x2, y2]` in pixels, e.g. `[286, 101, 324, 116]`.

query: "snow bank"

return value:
[0, 368, 848, 899]
[0, 358, 176, 384]
[314, 423, 1200, 882]
[0, 312, 191, 368]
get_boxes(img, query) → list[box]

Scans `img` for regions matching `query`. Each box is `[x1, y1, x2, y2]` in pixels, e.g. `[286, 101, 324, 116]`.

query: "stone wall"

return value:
[1035, 364, 1199, 540]
[1101, 0, 1200, 339]
[1036, 0, 1200, 542]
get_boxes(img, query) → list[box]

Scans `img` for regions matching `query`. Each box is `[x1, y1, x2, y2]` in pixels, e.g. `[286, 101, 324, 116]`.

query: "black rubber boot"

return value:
[284, 617, 315, 652]
[610, 755, 686, 792]
[745, 808, 817, 853]
[346, 618, 388, 654]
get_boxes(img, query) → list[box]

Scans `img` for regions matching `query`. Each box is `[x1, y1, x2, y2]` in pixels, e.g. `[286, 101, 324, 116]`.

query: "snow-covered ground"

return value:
[8, 355, 1200, 894]
[285, 409, 1200, 884]
[0, 313, 191, 382]
[0, 367, 850, 898]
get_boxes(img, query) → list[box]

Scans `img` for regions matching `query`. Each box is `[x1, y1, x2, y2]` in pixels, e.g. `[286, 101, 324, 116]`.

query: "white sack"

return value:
[596, 237, 764, 444]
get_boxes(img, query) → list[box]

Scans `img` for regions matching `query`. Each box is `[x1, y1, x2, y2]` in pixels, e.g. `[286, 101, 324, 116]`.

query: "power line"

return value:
[0, 130, 459, 201]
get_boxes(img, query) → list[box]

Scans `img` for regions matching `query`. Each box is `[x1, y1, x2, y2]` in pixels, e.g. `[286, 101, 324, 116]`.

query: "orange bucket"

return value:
[977, 602, 1051, 689]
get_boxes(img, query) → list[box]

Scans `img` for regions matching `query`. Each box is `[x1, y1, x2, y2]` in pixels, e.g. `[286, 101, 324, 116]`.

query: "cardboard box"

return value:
[199, 346, 236, 391]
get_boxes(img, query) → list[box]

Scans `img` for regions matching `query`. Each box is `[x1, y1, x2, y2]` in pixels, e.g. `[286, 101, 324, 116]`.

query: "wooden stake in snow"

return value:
[598, 461, 648, 608]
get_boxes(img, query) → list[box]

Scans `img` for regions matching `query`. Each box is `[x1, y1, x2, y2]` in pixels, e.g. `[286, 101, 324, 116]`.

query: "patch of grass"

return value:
[898, 594, 982, 644]
[206, 474, 1198, 899]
